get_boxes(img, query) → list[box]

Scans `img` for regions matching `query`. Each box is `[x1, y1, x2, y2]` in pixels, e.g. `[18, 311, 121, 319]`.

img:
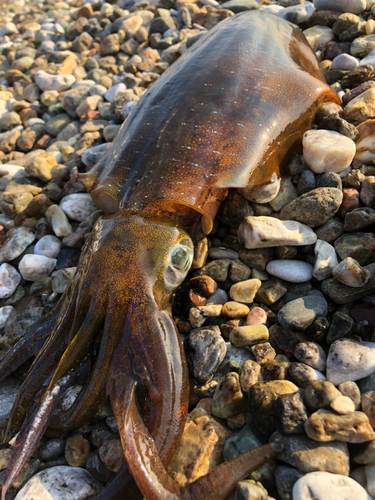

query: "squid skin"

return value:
[0, 10, 341, 500]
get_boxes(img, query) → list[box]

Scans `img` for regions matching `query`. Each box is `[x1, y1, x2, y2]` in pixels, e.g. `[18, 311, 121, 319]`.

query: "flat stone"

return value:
[277, 295, 328, 331]
[302, 130, 356, 173]
[292, 471, 371, 500]
[280, 188, 343, 228]
[229, 325, 269, 347]
[238, 216, 317, 249]
[305, 409, 375, 443]
[322, 262, 375, 303]
[270, 432, 349, 475]
[326, 339, 375, 385]
[266, 260, 313, 283]
[14, 466, 101, 500]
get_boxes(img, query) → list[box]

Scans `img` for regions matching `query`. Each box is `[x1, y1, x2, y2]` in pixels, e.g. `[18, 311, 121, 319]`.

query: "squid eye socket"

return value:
[171, 246, 190, 271]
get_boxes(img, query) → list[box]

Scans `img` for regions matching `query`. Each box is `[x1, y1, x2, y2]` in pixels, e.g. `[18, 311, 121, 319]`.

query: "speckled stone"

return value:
[338, 381, 361, 410]
[305, 409, 375, 443]
[326, 339, 375, 385]
[249, 380, 298, 415]
[275, 465, 304, 500]
[304, 380, 342, 411]
[292, 471, 372, 500]
[270, 432, 349, 475]
[277, 295, 328, 331]
[239, 360, 262, 395]
[294, 342, 326, 372]
[288, 363, 326, 388]
[276, 392, 308, 434]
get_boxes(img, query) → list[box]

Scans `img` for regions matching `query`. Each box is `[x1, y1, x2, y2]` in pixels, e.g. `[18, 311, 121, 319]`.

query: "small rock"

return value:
[0, 379, 21, 427]
[238, 216, 317, 249]
[222, 301, 249, 318]
[14, 466, 102, 500]
[278, 295, 328, 331]
[65, 435, 90, 467]
[229, 279, 261, 303]
[305, 409, 375, 443]
[229, 325, 269, 347]
[0, 226, 35, 264]
[35, 71, 75, 93]
[288, 363, 326, 387]
[292, 471, 371, 500]
[45, 205, 73, 238]
[326, 339, 375, 385]
[334, 233, 375, 266]
[293, 342, 326, 372]
[338, 381, 361, 410]
[266, 260, 313, 283]
[0, 263, 21, 299]
[59, 194, 98, 222]
[19, 254, 57, 281]
[249, 380, 298, 415]
[302, 130, 356, 173]
[52, 267, 76, 293]
[313, 239, 338, 281]
[212, 372, 244, 419]
[330, 395, 355, 414]
[344, 88, 375, 123]
[304, 380, 342, 411]
[34, 235, 62, 259]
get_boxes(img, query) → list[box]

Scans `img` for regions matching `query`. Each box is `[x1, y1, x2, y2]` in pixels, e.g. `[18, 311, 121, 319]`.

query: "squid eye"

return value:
[171, 247, 190, 271]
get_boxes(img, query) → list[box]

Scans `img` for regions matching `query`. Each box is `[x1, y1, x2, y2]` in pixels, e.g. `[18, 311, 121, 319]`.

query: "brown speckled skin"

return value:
[0, 11, 339, 500]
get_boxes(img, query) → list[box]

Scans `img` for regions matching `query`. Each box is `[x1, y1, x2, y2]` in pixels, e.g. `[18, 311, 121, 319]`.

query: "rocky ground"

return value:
[0, 0, 375, 499]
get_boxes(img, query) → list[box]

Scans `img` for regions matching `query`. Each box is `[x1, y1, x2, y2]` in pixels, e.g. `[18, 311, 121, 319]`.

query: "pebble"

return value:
[229, 325, 269, 347]
[313, 239, 338, 281]
[278, 295, 328, 331]
[289, 363, 326, 387]
[344, 88, 375, 123]
[331, 53, 359, 70]
[305, 409, 375, 443]
[0, 379, 21, 427]
[229, 279, 261, 303]
[266, 260, 313, 283]
[59, 194, 98, 222]
[249, 380, 298, 415]
[270, 432, 349, 475]
[238, 216, 317, 249]
[330, 395, 355, 414]
[332, 257, 371, 287]
[34, 235, 62, 259]
[45, 205, 73, 238]
[326, 339, 375, 385]
[293, 342, 326, 372]
[292, 471, 372, 500]
[81, 143, 111, 170]
[302, 130, 356, 174]
[19, 254, 57, 281]
[303, 25, 334, 51]
[35, 70, 75, 92]
[0, 226, 35, 264]
[14, 466, 102, 500]
[52, 267, 76, 293]
[0, 263, 20, 299]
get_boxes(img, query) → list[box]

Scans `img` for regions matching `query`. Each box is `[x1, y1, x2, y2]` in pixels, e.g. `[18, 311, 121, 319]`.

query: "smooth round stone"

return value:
[0, 305, 15, 328]
[0, 263, 21, 299]
[294, 342, 326, 372]
[206, 288, 228, 305]
[332, 257, 371, 287]
[45, 205, 73, 238]
[239, 176, 280, 204]
[222, 301, 249, 318]
[292, 471, 372, 500]
[305, 409, 375, 443]
[331, 53, 359, 70]
[305, 380, 341, 411]
[244, 307, 267, 326]
[238, 216, 317, 249]
[338, 381, 361, 410]
[229, 325, 269, 348]
[279, 2, 316, 24]
[303, 130, 356, 174]
[14, 466, 102, 500]
[330, 395, 355, 414]
[303, 25, 334, 51]
[229, 279, 261, 304]
[326, 339, 375, 385]
[59, 194, 98, 222]
[19, 254, 57, 282]
[52, 267, 76, 293]
[104, 83, 126, 102]
[81, 143, 111, 170]
[266, 260, 313, 283]
[313, 239, 338, 281]
[344, 88, 375, 124]
[34, 235, 62, 259]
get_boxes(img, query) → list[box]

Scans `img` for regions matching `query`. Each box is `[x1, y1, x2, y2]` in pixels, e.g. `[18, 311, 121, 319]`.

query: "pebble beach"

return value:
[1, 0, 375, 499]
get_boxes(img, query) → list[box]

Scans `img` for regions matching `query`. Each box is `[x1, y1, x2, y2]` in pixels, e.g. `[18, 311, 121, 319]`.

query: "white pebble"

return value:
[0, 23, 18, 37]
[238, 216, 317, 249]
[89, 84, 107, 97]
[303, 25, 334, 51]
[266, 260, 313, 283]
[35, 70, 75, 92]
[303, 129, 356, 174]
[326, 339, 375, 385]
[0, 305, 15, 328]
[292, 471, 371, 500]
[14, 466, 102, 500]
[59, 193, 98, 222]
[0, 263, 20, 299]
[331, 54, 359, 70]
[19, 255, 57, 281]
[313, 239, 338, 281]
[104, 83, 126, 102]
[360, 49, 375, 67]
[312, 0, 366, 15]
[330, 395, 355, 414]
[45, 205, 72, 238]
[34, 235, 62, 259]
